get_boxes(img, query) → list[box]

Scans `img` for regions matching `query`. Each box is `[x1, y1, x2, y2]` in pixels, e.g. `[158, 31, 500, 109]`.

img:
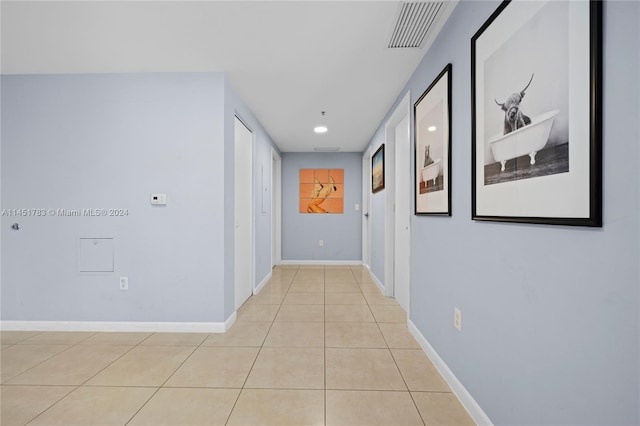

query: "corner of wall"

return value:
[222, 74, 236, 319]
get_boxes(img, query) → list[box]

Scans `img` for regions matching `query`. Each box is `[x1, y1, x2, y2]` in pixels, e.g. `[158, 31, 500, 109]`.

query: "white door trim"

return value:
[271, 148, 282, 267]
[362, 149, 371, 268]
[383, 92, 411, 305]
[383, 126, 395, 298]
[394, 113, 411, 314]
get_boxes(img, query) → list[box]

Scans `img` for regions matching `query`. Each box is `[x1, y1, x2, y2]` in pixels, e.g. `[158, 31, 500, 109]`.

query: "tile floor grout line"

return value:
[4, 266, 456, 425]
[135, 332, 156, 346]
[0, 333, 39, 347]
[65, 384, 163, 389]
[123, 339, 203, 425]
[7, 330, 45, 344]
[0, 383, 78, 388]
[406, 381, 428, 425]
[122, 387, 161, 425]
[2, 342, 82, 385]
[223, 265, 299, 426]
[329, 266, 385, 423]
[230, 386, 323, 391]
[6, 333, 97, 419]
[363, 270, 428, 426]
[324, 268, 327, 426]
[384, 315, 428, 426]
[78, 331, 99, 344]
[76, 344, 140, 388]
[23, 385, 80, 426]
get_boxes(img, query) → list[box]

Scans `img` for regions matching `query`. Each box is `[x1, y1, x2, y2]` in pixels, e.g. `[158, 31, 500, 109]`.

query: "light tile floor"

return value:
[0, 265, 475, 426]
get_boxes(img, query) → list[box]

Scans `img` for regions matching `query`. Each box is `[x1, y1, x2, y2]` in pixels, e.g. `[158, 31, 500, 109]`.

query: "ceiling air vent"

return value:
[388, 2, 444, 49]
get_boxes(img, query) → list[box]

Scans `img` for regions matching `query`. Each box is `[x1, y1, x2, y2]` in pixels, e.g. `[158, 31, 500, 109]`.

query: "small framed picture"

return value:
[372, 144, 385, 193]
[415, 63, 452, 215]
[471, 0, 602, 226]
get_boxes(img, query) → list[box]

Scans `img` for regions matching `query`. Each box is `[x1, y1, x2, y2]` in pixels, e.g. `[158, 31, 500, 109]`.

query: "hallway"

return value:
[1, 265, 474, 425]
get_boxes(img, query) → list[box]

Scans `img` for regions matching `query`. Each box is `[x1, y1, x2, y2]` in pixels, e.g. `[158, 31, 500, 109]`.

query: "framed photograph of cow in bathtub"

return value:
[471, 0, 602, 227]
[414, 63, 452, 215]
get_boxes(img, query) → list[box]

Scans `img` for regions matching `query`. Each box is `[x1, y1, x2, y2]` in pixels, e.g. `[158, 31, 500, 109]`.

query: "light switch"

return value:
[150, 193, 167, 205]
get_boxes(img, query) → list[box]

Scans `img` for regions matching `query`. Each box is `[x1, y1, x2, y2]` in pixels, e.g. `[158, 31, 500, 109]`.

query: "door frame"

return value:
[383, 92, 411, 306]
[271, 148, 282, 268]
[362, 149, 371, 268]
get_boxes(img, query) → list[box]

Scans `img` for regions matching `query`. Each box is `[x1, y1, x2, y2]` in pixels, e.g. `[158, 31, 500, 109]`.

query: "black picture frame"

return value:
[372, 144, 385, 193]
[414, 63, 452, 215]
[471, 0, 602, 226]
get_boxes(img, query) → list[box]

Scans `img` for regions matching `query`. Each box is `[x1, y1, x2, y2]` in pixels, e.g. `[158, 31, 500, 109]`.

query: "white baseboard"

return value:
[408, 320, 493, 426]
[1, 319, 233, 334]
[224, 312, 237, 332]
[254, 271, 272, 295]
[280, 260, 363, 266]
[368, 267, 385, 294]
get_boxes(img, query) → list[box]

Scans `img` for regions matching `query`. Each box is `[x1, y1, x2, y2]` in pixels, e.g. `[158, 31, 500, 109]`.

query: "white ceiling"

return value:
[1, 1, 457, 152]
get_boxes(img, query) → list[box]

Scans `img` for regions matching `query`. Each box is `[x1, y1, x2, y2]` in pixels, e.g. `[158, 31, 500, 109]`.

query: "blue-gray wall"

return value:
[282, 152, 362, 262]
[1, 73, 226, 322]
[1, 72, 278, 324]
[366, 1, 640, 425]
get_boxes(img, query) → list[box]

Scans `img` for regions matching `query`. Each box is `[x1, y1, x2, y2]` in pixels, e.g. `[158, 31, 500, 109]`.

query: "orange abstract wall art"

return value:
[299, 169, 344, 214]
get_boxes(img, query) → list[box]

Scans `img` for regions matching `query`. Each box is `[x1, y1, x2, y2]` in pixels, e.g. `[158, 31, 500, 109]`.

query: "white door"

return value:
[382, 92, 411, 307]
[362, 151, 371, 267]
[394, 114, 411, 313]
[235, 117, 253, 309]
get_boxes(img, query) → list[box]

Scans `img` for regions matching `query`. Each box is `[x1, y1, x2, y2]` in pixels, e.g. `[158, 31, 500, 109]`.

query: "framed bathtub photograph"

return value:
[415, 63, 452, 215]
[471, 0, 602, 227]
[372, 144, 385, 194]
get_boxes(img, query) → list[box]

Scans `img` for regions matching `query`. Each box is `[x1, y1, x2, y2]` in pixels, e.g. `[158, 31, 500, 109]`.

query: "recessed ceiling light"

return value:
[428, 126, 437, 132]
[314, 126, 328, 134]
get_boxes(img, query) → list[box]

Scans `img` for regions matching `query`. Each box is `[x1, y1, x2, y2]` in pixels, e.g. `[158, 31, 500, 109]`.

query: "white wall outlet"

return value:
[319, 240, 324, 247]
[454, 308, 462, 331]
[150, 193, 167, 205]
[120, 276, 129, 291]
[355, 203, 360, 211]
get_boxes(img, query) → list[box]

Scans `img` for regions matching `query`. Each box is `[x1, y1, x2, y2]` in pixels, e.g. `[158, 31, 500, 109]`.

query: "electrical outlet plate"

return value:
[319, 240, 324, 247]
[120, 277, 129, 291]
[454, 308, 462, 331]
